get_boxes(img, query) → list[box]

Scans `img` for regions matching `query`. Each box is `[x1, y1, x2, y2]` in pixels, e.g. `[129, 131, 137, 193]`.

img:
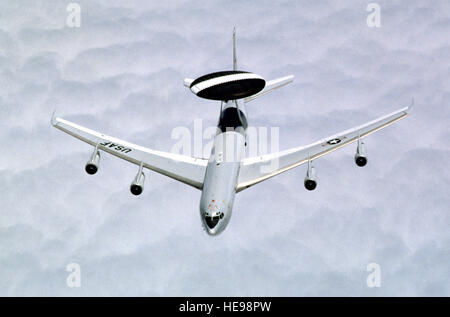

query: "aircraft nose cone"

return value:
[205, 216, 220, 229]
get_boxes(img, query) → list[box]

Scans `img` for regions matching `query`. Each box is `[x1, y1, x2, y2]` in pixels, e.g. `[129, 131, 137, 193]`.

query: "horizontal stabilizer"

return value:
[184, 78, 194, 87]
[244, 75, 294, 103]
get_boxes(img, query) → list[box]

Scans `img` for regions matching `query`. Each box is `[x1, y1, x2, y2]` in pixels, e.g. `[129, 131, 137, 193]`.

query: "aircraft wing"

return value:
[237, 105, 412, 192]
[52, 116, 208, 189]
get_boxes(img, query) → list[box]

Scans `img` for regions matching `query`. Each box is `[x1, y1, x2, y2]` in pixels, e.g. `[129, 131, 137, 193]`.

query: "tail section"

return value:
[184, 28, 237, 89]
[184, 78, 194, 87]
[233, 27, 294, 102]
[233, 27, 237, 70]
[184, 28, 294, 103]
[244, 75, 294, 103]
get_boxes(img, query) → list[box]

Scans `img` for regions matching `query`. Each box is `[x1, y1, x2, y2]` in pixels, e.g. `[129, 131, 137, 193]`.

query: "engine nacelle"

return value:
[355, 154, 368, 167]
[304, 163, 317, 191]
[130, 182, 143, 195]
[355, 139, 368, 167]
[85, 149, 100, 175]
[130, 163, 145, 195]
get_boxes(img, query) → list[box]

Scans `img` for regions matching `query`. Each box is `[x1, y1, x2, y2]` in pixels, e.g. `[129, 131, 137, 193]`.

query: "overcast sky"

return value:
[0, 0, 448, 296]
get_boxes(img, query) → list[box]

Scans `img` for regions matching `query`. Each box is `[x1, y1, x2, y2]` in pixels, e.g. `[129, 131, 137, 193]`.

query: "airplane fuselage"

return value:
[199, 100, 247, 235]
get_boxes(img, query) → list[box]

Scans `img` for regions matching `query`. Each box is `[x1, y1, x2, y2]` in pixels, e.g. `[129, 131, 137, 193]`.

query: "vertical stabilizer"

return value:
[233, 27, 237, 70]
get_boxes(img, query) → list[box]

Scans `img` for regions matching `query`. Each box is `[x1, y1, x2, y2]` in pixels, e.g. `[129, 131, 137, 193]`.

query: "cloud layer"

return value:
[0, 0, 448, 296]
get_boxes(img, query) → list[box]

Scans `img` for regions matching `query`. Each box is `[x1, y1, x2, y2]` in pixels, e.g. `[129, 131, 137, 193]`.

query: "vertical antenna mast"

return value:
[233, 27, 237, 70]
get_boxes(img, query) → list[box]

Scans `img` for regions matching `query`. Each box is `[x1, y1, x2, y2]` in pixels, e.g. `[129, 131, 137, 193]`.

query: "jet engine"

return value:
[85, 147, 100, 175]
[354, 139, 368, 167]
[130, 163, 145, 195]
[304, 160, 317, 191]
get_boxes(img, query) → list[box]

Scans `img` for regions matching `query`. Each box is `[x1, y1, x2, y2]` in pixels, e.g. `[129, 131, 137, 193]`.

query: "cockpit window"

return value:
[205, 215, 220, 229]
[204, 212, 224, 229]
[218, 107, 248, 133]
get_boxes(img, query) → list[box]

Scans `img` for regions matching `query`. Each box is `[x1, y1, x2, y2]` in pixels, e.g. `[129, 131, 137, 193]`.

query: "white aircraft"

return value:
[52, 29, 412, 235]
